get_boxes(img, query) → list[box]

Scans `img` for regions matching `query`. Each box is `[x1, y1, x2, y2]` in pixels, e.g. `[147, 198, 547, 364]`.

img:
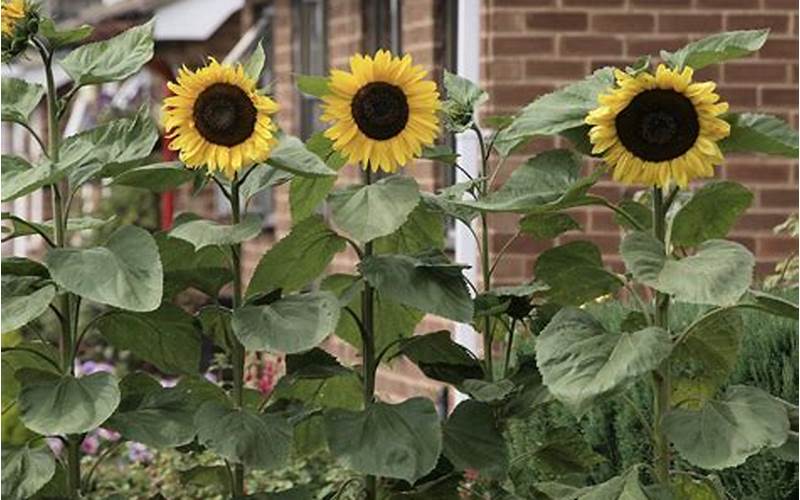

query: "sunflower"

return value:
[586, 64, 730, 188]
[2, 0, 37, 62]
[321, 49, 440, 173]
[162, 58, 279, 179]
[2, 0, 26, 37]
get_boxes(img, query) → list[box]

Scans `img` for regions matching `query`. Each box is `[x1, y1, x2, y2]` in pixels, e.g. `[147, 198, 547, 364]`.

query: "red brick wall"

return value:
[482, 0, 798, 280]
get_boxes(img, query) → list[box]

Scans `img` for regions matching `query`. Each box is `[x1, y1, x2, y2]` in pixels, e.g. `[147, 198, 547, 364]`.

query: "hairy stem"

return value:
[651, 187, 672, 485]
[229, 177, 246, 498]
[362, 166, 377, 500]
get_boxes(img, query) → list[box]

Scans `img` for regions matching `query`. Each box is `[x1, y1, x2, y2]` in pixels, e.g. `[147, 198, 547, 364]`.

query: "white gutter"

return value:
[452, 0, 481, 404]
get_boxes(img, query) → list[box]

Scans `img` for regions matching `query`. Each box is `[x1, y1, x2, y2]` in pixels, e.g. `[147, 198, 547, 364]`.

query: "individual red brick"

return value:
[659, 14, 723, 34]
[759, 38, 799, 60]
[728, 236, 757, 253]
[734, 212, 788, 232]
[526, 12, 588, 31]
[491, 84, 554, 107]
[764, 0, 797, 7]
[626, 36, 690, 57]
[632, 0, 690, 5]
[717, 85, 758, 108]
[494, 0, 555, 6]
[592, 14, 655, 34]
[491, 12, 526, 32]
[590, 211, 618, 232]
[494, 35, 554, 55]
[759, 237, 798, 257]
[697, 0, 759, 7]
[726, 163, 792, 184]
[525, 59, 587, 80]
[724, 62, 788, 84]
[726, 14, 790, 34]
[761, 87, 798, 108]
[491, 257, 528, 281]
[488, 60, 524, 81]
[759, 188, 799, 208]
[564, 0, 623, 5]
[560, 36, 623, 56]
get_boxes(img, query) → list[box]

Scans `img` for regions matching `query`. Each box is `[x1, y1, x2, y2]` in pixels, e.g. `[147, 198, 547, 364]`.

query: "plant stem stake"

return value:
[473, 125, 494, 381]
[230, 176, 246, 498]
[362, 166, 377, 500]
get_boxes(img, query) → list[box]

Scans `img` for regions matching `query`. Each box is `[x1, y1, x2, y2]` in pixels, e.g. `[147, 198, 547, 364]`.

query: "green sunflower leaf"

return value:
[289, 133, 347, 223]
[621, 231, 754, 306]
[661, 29, 769, 71]
[243, 40, 266, 80]
[18, 370, 121, 435]
[329, 175, 421, 243]
[168, 214, 262, 250]
[534, 241, 623, 306]
[493, 67, 616, 157]
[664, 385, 789, 469]
[323, 398, 442, 483]
[373, 199, 445, 255]
[1, 77, 44, 126]
[455, 149, 602, 213]
[1, 155, 66, 203]
[106, 384, 196, 449]
[442, 70, 487, 133]
[359, 252, 474, 323]
[395, 331, 484, 385]
[232, 291, 340, 354]
[1, 276, 55, 334]
[519, 212, 581, 240]
[45, 225, 163, 312]
[59, 20, 155, 86]
[267, 134, 337, 177]
[2, 213, 116, 242]
[246, 215, 345, 297]
[671, 181, 753, 246]
[296, 74, 329, 98]
[1, 445, 56, 500]
[39, 18, 92, 48]
[240, 164, 293, 201]
[195, 401, 292, 471]
[536, 307, 672, 415]
[155, 232, 230, 298]
[721, 113, 799, 158]
[443, 400, 508, 478]
[95, 304, 202, 375]
[110, 161, 197, 192]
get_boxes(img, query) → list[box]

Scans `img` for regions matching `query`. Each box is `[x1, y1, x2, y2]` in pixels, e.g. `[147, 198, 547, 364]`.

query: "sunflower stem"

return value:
[473, 125, 494, 381]
[361, 166, 377, 500]
[229, 176, 246, 498]
[651, 186, 672, 485]
[36, 35, 82, 499]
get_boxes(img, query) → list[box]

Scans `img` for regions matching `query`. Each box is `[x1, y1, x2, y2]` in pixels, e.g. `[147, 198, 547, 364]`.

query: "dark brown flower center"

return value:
[193, 83, 257, 147]
[351, 81, 409, 140]
[615, 89, 699, 162]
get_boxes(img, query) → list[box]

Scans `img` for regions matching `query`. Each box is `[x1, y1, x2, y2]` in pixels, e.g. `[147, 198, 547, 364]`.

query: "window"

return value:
[362, 0, 402, 53]
[293, 0, 327, 140]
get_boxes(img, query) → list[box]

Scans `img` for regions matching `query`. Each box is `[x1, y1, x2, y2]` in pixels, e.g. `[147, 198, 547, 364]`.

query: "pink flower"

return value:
[81, 435, 100, 455]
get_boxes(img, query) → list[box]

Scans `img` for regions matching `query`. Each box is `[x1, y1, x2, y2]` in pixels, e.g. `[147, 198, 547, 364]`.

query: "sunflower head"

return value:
[1, 0, 38, 62]
[162, 57, 279, 179]
[321, 49, 441, 173]
[586, 64, 730, 188]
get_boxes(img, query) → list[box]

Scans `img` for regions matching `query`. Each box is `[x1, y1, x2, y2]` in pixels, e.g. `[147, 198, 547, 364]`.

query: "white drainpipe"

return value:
[452, 0, 482, 404]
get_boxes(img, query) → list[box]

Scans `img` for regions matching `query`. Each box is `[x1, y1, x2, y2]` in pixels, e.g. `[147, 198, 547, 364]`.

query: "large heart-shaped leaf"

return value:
[45, 225, 163, 311]
[246, 215, 345, 297]
[493, 68, 616, 157]
[110, 161, 196, 192]
[61, 107, 159, 189]
[671, 181, 753, 246]
[519, 212, 581, 240]
[2, 214, 115, 242]
[396, 331, 483, 385]
[195, 401, 292, 470]
[720, 113, 799, 158]
[359, 252, 473, 323]
[18, 370, 121, 435]
[664, 385, 789, 469]
[442, 70, 487, 133]
[1, 156, 65, 203]
[240, 164, 294, 201]
[456, 149, 601, 213]
[266, 135, 337, 177]
[155, 232, 230, 298]
[374, 199, 445, 255]
[536, 307, 672, 414]
[324, 398, 441, 483]
[621, 232, 754, 306]
[442, 400, 508, 478]
[1, 276, 55, 334]
[1, 78, 44, 126]
[168, 214, 262, 250]
[95, 304, 201, 375]
[232, 291, 340, 354]
[534, 241, 622, 306]
[106, 384, 195, 448]
[1, 445, 56, 500]
[289, 134, 347, 223]
[39, 18, 92, 48]
[329, 175, 420, 243]
[525, 426, 605, 477]
[322, 274, 424, 354]
[661, 29, 769, 71]
[58, 20, 154, 86]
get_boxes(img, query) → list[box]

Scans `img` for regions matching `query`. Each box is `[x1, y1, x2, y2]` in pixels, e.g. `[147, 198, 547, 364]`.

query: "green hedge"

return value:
[507, 288, 798, 499]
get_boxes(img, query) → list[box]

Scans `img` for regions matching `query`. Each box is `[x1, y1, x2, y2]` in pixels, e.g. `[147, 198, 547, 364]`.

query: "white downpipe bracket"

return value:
[452, 0, 481, 405]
